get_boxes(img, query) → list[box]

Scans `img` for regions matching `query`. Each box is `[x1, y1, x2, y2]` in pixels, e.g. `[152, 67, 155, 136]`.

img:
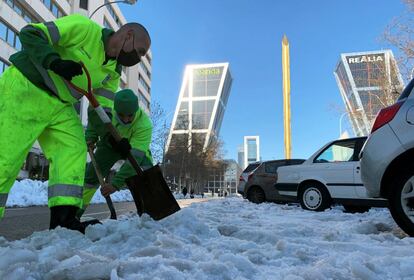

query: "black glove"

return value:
[109, 136, 131, 159]
[49, 59, 83, 81]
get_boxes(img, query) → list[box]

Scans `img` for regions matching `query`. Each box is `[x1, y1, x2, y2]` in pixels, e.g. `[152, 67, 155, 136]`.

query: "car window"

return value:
[314, 140, 356, 163]
[264, 162, 283, 173]
[243, 163, 260, 173]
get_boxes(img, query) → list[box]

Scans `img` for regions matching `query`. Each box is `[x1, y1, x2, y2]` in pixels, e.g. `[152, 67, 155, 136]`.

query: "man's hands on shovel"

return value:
[101, 183, 117, 197]
[109, 136, 132, 159]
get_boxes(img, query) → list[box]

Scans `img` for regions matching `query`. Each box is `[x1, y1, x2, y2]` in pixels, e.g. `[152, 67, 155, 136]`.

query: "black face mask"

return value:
[117, 34, 141, 67]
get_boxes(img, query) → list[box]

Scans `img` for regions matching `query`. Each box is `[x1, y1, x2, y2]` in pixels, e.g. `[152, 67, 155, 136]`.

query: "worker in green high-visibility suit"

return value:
[0, 14, 151, 233]
[77, 89, 153, 219]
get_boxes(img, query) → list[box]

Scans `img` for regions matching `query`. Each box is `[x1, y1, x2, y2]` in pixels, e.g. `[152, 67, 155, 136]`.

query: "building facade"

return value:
[334, 50, 404, 136]
[243, 136, 260, 168]
[0, 0, 151, 178]
[166, 63, 232, 153]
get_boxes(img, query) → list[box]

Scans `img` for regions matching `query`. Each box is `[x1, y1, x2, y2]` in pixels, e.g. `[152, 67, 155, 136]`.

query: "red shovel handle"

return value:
[66, 62, 99, 108]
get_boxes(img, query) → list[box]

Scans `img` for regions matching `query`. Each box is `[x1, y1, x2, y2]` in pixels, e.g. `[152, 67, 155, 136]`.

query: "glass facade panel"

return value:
[139, 74, 150, 93]
[192, 67, 223, 97]
[0, 57, 10, 74]
[6, 29, 15, 46]
[212, 103, 225, 134]
[346, 54, 386, 88]
[103, 17, 112, 29]
[191, 133, 206, 148]
[0, 20, 20, 50]
[139, 62, 151, 79]
[174, 102, 189, 130]
[138, 89, 150, 111]
[0, 22, 7, 42]
[41, 0, 66, 18]
[169, 134, 189, 150]
[5, 0, 38, 22]
[192, 100, 215, 129]
[221, 71, 232, 105]
[247, 139, 257, 162]
[105, 0, 121, 27]
[183, 82, 189, 98]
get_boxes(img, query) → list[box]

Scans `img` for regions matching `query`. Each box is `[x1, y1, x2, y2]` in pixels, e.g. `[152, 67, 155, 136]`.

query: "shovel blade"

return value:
[125, 165, 181, 220]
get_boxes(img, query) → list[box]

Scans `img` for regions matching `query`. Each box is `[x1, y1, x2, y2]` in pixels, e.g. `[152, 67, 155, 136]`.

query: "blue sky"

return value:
[121, 0, 406, 161]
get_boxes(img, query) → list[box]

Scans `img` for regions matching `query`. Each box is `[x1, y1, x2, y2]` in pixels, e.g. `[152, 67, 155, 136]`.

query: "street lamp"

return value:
[89, 0, 137, 19]
[339, 108, 363, 138]
[339, 112, 348, 138]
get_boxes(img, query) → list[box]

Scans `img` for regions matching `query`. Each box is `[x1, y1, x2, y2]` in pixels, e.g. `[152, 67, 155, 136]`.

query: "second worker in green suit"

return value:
[78, 89, 153, 218]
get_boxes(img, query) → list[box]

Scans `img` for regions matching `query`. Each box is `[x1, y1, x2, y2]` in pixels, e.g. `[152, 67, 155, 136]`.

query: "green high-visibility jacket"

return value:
[85, 107, 153, 188]
[9, 14, 121, 109]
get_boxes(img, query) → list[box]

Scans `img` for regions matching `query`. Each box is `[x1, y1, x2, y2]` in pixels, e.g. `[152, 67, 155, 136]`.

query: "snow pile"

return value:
[1, 198, 414, 279]
[7, 180, 210, 207]
[7, 180, 134, 207]
[6, 180, 48, 207]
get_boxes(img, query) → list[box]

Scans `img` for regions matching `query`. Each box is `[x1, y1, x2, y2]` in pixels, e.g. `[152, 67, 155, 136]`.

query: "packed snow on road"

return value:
[6, 179, 200, 207]
[1, 193, 414, 279]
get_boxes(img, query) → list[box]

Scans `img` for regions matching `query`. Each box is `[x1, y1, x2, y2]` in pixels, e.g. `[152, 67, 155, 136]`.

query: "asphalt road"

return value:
[0, 198, 208, 241]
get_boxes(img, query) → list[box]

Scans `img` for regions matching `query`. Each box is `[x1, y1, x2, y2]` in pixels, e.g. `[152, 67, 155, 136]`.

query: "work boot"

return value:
[50, 206, 100, 234]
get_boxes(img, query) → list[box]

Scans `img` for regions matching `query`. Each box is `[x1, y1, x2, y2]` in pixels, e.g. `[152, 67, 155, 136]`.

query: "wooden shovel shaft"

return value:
[87, 147, 117, 220]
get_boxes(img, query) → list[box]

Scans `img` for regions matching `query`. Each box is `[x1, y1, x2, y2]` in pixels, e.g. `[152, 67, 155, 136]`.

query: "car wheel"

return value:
[343, 205, 371, 213]
[246, 186, 266, 204]
[298, 183, 331, 211]
[389, 170, 414, 236]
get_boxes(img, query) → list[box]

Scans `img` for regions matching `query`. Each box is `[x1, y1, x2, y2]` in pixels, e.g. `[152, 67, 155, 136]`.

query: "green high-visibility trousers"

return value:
[0, 66, 86, 219]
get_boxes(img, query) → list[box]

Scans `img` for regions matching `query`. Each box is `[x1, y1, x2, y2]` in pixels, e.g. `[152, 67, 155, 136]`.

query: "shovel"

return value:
[68, 62, 181, 220]
[87, 147, 117, 220]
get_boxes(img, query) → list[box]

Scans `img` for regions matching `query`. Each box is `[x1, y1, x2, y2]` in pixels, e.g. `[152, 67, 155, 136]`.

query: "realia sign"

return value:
[347, 55, 384, 64]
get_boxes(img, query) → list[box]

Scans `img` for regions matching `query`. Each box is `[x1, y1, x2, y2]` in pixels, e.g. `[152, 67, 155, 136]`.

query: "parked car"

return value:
[360, 78, 414, 235]
[275, 137, 387, 212]
[238, 159, 305, 203]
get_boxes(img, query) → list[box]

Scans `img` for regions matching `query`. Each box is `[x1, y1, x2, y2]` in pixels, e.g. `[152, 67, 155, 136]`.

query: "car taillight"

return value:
[239, 175, 244, 182]
[371, 101, 404, 134]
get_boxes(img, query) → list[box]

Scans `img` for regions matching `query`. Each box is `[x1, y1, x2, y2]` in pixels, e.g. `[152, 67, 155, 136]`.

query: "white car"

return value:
[274, 137, 387, 212]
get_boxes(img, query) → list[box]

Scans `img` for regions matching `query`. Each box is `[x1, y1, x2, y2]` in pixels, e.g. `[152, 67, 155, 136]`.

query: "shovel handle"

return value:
[87, 147, 117, 220]
[67, 62, 144, 177]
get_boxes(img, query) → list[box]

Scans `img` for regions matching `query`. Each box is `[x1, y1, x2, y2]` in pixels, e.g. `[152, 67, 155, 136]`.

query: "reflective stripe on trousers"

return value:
[48, 184, 83, 199]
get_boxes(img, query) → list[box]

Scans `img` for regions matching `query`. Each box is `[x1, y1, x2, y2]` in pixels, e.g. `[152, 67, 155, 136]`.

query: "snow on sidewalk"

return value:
[6, 180, 199, 207]
[1, 198, 414, 279]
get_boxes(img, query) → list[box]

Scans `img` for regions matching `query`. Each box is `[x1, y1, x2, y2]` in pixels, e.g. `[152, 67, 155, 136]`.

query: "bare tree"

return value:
[383, 0, 414, 82]
[150, 101, 170, 164]
[164, 131, 227, 194]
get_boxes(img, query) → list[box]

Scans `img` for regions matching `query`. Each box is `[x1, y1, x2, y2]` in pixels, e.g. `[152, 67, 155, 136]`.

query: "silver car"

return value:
[360, 78, 414, 236]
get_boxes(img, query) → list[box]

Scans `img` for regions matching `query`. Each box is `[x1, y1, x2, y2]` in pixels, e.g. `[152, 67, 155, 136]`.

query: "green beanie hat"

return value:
[114, 89, 139, 115]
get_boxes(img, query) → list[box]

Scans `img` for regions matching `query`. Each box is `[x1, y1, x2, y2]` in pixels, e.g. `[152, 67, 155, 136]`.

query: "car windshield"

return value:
[398, 78, 414, 101]
[243, 163, 260, 173]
